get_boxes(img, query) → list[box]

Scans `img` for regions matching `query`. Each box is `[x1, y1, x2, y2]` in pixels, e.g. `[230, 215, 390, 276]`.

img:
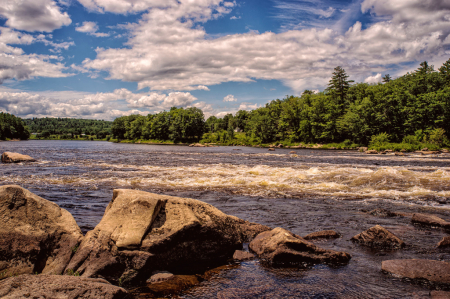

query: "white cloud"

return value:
[80, 0, 450, 93]
[364, 73, 382, 84]
[223, 94, 237, 102]
[0, 0, 71, 32]
[238, 103, 260, 111]
[76, 21, 109, 37]
[230, 16, 240, 20]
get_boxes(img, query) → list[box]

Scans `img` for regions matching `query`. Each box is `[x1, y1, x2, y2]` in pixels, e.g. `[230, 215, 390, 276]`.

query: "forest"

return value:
[111, 59, 450, 150]
[24, 118, 112, 139]
[0, 113, 30, 140]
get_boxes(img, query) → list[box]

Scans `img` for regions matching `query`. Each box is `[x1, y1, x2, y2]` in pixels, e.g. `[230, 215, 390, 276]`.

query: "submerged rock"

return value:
[303, 230, 341, 240]
[145, 274, 200, 296]
[1, 152, 35, 163]
[66, 189, 269, 286]
[438, 236, 450, 248]
[268, 148, 275, 151]
[351, 225, 405, 249]
[0, 274, 128, 299]
[366, 208, 398, 217]
[233, 250, 255, 261]
[412, 213, 450, 229]
[249, 227, 351, 266]
[0, 185, 83, 276]
[382, 259, 450, 285]
[365, 150, 378, 154]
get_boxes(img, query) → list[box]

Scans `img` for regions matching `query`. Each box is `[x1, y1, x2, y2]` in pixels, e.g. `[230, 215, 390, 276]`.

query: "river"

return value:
[1, 140, 450, 298]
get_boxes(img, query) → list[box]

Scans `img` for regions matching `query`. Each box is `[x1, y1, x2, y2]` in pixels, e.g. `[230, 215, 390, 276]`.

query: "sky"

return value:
[0, 0, 450, 120]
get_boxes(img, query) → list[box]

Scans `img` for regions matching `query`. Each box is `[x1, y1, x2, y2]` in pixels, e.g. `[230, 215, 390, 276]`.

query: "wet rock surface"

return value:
[351, 225, 405, 249]
[0, 185, 83, 276]
[438, 236, 450, 248]
[412, 213, 450, 229]
[303, 230, 341, 240]
[432, 291, 450, 298]
[232, 250, 255, 261]
[1, 152, 35, 163]
[0, 274, 128, 299]
[134, 274, 201, 298]
[67, 189, 269, 285]
[382, 259, 450, 284]
[249, 227, 351, 266]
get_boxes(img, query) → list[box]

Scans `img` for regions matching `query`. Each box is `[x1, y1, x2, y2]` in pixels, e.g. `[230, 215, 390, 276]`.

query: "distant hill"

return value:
[24, 117, 112, 138]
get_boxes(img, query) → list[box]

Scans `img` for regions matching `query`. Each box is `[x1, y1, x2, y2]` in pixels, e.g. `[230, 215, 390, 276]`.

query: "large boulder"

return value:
[249, 227, 351, 266]
[412, 213, 450, 229]
[66, 189, 269, 286]
[0, 185, 83, 277]
[1, 152, 35, 163]
[351, 225, 405, 249]
[382, 259, 450, 284]
[0, 274, 128, 299]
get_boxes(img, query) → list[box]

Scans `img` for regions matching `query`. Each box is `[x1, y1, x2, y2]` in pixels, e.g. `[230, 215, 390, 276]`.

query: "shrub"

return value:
[369, 133, 390, 146]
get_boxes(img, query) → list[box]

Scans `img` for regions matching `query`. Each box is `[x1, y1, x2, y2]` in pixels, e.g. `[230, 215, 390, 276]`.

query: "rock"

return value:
[359, 147, 368, 152]
[365, 150, 378, 154]
[442, 149, 450, 153]
[145, 274, 200, 296]
[303, 230, 341, 240]
[385, 149, 393, 153]
[395, 152, 405, 156]
[0, 274, 128, 299]
[67, 189, 270, 285]
[146, 272, 174, 283]
[412, 213, 450, 229]
[268, 148, 275, 151]
[382, 259, 450, 284]
[351, 225, 405, 249]
[366, 208, 398, 217]
[422, 148, 429, 151]
[438, 236, 450, 248]
[277, 144, 283, 148]
[400, 149, 407, 152]
[0, 185, 83, 277]
[249, 227, 351, 266]
[1, 152, 35, 163]
[233, 250, 255, 261]
[422, 151, 440, 155]
[289, 151, 296, 154]
[432, 291, 450, 298]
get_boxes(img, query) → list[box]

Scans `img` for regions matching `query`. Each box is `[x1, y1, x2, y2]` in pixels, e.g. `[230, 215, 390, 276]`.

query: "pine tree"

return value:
[439, 58, 450, 85]
[382, 74, 391, 83]
[326, 66, 354, 104]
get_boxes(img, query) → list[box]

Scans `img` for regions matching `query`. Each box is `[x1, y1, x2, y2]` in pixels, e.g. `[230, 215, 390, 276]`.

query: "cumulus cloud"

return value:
[80, 0, 450, 93]
[238, 103, 260, 111]
[364, 73, 382, 84]
[0, 27, 72, 83]
[223, 94, 237, 102]
[0, 0, 71, 32]
[76, 21, 110, 37]
[0, 88, 199, 119]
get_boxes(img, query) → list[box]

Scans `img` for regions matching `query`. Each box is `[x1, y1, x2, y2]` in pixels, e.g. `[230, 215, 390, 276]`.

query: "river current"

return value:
[2, 140, 450, 298]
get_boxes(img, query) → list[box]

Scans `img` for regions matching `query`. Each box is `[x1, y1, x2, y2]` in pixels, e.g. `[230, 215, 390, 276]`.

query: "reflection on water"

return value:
[1, 140, 450, 298]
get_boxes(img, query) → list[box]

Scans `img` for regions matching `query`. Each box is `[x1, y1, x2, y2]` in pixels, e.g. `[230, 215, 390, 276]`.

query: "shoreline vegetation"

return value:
[4, 60, 450, 153]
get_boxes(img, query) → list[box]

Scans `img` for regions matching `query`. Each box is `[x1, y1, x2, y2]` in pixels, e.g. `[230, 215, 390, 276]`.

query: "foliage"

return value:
[0, 113, 30, 140]
[66, 269, 80, 276]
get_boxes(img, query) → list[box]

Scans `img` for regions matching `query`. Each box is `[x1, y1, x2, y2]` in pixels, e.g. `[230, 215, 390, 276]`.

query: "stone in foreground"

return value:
[67, 189, 269, 285]
[351, 225, 405, 249]
[412, 213, 450, 229]
[1, 152, 35, 163]
[249, 227, 351, 266]
[0, 185, 83, 276]
[0, 274, 127, 299]
[233, 250, 255, 261]
[303, 230, 341, 240]
[382, 259, 450, 284]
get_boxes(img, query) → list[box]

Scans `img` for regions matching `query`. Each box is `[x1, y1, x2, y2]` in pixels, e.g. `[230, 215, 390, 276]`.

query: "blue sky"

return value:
[0, 0, 449, 120]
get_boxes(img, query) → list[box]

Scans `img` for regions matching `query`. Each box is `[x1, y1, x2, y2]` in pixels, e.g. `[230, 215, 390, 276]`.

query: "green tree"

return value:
[326, 66, 354, 105]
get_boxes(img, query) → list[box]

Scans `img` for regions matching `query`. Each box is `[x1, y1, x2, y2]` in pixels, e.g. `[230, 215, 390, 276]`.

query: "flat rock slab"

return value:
[303, 230, 341, 240]
[145, 275, 200, 296]
[438, 237, 450, 248]
[351, 225, 405, 249]
[1, 152, 35, 163]
[412, 213, 450, 229]
[432, 291, 450, 298]
[0, 274, 128, 299]
[249, 227, 351, 266]
[382, 259, 450, 284]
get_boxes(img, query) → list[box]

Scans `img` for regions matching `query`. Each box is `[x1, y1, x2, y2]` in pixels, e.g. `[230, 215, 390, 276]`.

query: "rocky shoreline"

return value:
[0, 184, 450, 298]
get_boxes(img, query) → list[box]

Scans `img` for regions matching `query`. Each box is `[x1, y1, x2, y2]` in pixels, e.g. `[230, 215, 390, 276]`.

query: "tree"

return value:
[326, 66, 354, 105]
[439, 58, 450, 85]
[382, 74, 391, 83]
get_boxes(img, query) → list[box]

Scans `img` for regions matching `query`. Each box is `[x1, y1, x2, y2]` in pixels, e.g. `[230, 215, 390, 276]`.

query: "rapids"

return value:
[1, 140, 450, 298]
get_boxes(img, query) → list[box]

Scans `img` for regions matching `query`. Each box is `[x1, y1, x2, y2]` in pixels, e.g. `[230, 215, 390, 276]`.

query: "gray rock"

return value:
[0, 185, 83, 276]
[0, 274, 128, 299]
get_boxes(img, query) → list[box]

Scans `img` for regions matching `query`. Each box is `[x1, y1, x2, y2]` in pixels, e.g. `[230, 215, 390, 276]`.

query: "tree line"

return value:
[0, 113, 30, 140]
[112, 59, 450, 147]
[24, 117, 112, 139]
